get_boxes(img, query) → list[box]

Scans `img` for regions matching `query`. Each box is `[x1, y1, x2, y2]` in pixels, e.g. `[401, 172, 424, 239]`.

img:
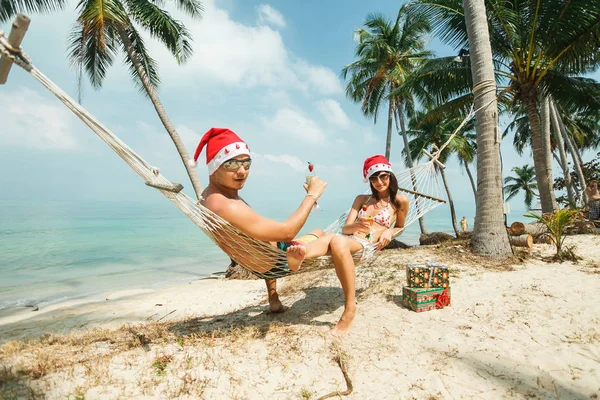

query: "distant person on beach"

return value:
[586, 180, 600, 220]
[460, 216, 468, 232]
[190, 127, 334, 315]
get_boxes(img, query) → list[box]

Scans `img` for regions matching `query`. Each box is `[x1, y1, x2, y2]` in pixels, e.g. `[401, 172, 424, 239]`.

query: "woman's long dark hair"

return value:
[369, 172, 401, 209]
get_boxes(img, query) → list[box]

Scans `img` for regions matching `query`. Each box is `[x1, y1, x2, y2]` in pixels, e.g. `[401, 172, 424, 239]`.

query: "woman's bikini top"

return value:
[357, 196, 394, 228]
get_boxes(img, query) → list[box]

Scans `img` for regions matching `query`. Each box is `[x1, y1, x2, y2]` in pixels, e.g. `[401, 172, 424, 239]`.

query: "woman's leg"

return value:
[329, 235, 363, 336]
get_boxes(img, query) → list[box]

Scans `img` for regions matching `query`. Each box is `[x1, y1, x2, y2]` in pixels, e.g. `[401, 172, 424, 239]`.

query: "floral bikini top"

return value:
[356, 196, 394, 228]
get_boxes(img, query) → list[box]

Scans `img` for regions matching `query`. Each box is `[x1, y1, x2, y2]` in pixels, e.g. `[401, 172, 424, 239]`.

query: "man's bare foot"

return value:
[330, 306, 356, 337]
[286, 241, 306, 272]
[268, 294, 288, 314]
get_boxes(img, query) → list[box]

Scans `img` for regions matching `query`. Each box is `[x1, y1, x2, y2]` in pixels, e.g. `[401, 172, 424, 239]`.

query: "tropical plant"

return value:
[503, 165, 538, 209]
[342, 5, 431, 160]
[409, 0, 600, 214]
[524, 208, 581, 259]
[63, 0, 204, 199]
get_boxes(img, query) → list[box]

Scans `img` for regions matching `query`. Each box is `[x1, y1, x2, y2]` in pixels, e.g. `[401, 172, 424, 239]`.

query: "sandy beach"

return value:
[1, 235, 599, 399]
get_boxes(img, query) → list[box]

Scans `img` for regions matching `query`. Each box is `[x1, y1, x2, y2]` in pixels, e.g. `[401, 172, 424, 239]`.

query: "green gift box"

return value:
[405, 263, 450, 288]
[402, 286, 451, 312]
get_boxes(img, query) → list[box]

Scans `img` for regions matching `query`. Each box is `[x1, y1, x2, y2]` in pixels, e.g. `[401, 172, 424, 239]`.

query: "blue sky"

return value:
[0, 0, 598, 221]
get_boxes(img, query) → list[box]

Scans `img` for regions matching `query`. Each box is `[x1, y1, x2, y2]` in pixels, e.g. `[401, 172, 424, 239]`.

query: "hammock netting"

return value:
[1, 31, 448, 280]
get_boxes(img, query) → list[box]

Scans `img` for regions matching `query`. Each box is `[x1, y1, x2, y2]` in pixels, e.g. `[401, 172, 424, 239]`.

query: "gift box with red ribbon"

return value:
[402, 286, 451, 312]
[405, 263, 450, 289]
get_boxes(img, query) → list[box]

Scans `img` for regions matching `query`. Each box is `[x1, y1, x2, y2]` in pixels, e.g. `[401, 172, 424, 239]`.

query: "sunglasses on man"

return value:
[221, 158, 252, 171]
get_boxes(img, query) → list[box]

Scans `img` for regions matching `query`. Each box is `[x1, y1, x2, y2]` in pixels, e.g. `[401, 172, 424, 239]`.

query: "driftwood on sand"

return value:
[509, 234, 533, 248]
[508, 222, 547, 237]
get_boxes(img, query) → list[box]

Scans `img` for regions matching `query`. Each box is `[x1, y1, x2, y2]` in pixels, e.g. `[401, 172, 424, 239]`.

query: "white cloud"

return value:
[262, 154, 305, 172]
[317, 99, 351, 128]
[153, 0, 341, 94]
[0, 88, 79, 150]
[294, 61, 343, 94]
[134, 121, 202, 160]
[257, 4, 286, 28]
[260, 108, 327, 145]
[176, 125, 202, 152]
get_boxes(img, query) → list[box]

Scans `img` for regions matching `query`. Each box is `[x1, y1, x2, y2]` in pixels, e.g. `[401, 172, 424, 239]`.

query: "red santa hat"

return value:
[363, 155, 392, 182]
[188, 128, 250, 175]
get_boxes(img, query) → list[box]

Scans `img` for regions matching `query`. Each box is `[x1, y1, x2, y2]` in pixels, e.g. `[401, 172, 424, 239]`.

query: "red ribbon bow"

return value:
[434, 289, 450, 308]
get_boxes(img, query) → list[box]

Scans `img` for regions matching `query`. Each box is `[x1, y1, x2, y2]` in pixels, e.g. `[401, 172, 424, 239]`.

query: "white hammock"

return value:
[0, 28, 449, 279]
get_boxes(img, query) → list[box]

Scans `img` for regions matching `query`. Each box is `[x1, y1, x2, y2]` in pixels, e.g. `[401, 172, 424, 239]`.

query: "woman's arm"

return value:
[391, 194, 410, 234]
[341, 195, 371, 235]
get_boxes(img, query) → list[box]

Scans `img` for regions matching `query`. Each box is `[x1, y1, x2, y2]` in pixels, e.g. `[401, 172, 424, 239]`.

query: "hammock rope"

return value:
[1, 31, 459, 279]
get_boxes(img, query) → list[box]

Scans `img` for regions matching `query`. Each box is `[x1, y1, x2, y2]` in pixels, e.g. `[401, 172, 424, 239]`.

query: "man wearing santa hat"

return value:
[190, 127, 329, 313]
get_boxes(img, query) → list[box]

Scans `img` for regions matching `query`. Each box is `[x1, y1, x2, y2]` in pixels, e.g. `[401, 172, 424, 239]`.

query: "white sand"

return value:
[1, 235, 599, 399]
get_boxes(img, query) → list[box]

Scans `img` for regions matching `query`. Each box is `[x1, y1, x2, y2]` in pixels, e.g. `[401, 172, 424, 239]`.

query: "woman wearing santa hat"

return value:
[341, 154, 409, 249]
[321, 154, 409, 335]
[190, 127, 332, 314]
[286, 155, 409, 336]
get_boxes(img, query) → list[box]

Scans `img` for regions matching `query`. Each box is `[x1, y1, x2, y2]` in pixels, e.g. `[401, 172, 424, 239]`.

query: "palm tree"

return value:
[406, 109, 475, 237]
[342, 6, 431, 160]
[0, 0, 67, 22]
[65, 0, 204, 200]
[548, 97, 576, 206]
[462, 0, 512, 256]
[504, 165, 538, 209]
[342, 5, 432, 234]
[410, 0, 600, 214]
[505, 99, 600, 205]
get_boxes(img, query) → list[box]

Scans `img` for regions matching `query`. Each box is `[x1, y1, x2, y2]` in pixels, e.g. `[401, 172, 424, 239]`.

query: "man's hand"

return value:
[303, 176, 327, 198]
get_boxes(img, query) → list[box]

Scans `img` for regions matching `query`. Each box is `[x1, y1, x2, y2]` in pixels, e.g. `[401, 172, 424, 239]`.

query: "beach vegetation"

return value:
[299, 387, 313, 399]
[524, 207, 582, 260]
[152, 353, 173, 376]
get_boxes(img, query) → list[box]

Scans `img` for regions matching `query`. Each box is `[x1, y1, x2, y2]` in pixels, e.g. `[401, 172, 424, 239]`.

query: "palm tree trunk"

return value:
[396, 103, 428, 234]
[524, 96, 557, 212]
[463, 0, 512, 257]
[439, 167, 461, 237]
[541, 98, 555, 181]
[117, 27, 203, 200]
[552, 101, 588, 204]
[548, 99, 575, 206]
[385, 96, 394, 160]
[464, 161, 477, 199]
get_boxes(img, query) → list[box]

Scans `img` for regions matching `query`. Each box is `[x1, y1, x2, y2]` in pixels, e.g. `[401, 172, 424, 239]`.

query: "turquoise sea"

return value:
[0, 197, 513, 313]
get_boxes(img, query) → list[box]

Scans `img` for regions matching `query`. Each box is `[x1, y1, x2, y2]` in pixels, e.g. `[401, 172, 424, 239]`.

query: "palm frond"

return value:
[120, 24, 160, 95]
[0, 0, 68, 23]
[124, 0, 194, 63]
